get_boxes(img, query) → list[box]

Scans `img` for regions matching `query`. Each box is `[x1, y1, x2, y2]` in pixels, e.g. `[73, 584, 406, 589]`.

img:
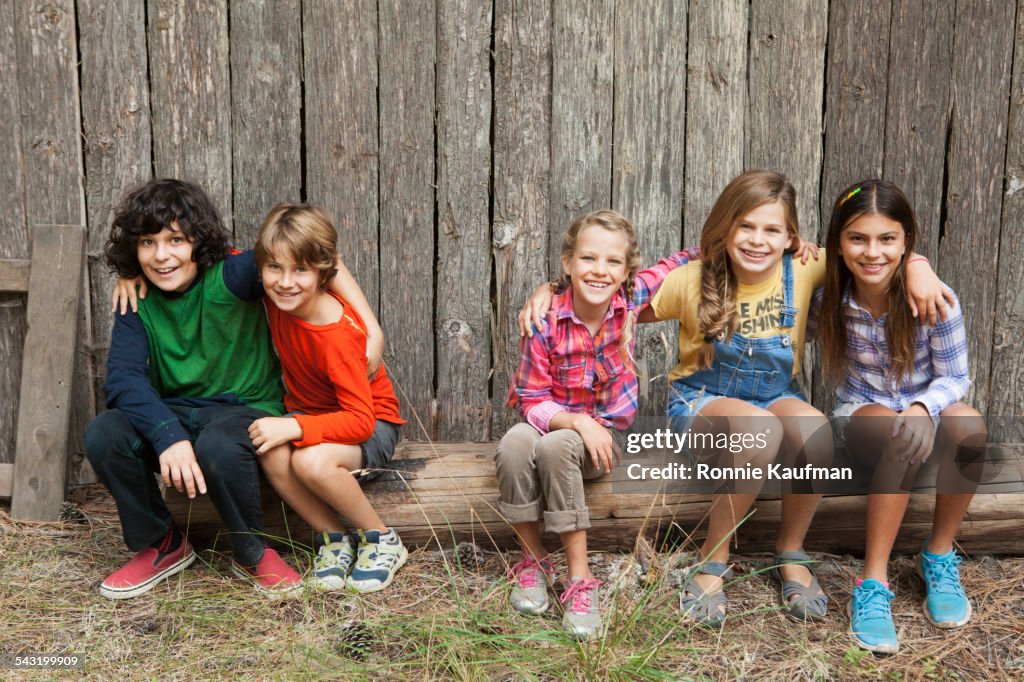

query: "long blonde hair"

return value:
[558, 209, 642, 363]
[698, 170, 799, 368]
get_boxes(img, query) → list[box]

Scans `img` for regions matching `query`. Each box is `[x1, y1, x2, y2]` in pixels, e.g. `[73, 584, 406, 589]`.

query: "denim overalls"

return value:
[667, 253, 806, 432]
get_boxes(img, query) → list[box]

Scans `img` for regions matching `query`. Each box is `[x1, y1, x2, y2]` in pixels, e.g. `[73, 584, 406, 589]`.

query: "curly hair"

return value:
[254, 202, 339, 289]
[104, 178, 229, 278]
[697, 170, 799, 368]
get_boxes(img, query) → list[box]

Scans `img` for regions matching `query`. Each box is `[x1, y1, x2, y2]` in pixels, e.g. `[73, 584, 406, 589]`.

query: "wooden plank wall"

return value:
[0, 2, 1022, 475]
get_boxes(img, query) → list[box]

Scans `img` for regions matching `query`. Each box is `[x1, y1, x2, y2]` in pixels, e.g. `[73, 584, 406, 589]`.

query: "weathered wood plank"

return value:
[549, 1, 614, 275]
[0, 260, 30, 292]
[987, 5, 1024, 428]
[78, 0, 151, 486]
[230, 0, 301, 247]
[613, 0, 687, 418]
[147, 0, 232, 228]
[812, 0, 890, 412]
[302, 0, 379, 305]
[168, 442, 1024, 554]
[11, 225, 85, 520]
[942, 2, 1016, 416]
[819, 0, 889, 230]
[746, 0, 828, 237]
[435, 0, 493, 440]
[882, 0, 953, 263]
[491, 0, 552, 436]
[683, 0, 746, 247]
[0, 462, 11, 498]
[0, 0, 28, 467]
[378, 0, 437, 438]
[13, 0, 91, 485]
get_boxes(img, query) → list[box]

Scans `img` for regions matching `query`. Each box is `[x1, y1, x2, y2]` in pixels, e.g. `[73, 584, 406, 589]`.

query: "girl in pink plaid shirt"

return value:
[499, 209, 693, 640]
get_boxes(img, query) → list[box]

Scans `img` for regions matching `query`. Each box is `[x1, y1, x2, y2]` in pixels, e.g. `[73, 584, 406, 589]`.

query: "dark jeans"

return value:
[84, 405, 270, 566]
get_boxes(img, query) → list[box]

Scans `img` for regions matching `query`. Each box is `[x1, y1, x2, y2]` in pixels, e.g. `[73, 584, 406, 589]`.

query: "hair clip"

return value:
[839, 187, 862, 206]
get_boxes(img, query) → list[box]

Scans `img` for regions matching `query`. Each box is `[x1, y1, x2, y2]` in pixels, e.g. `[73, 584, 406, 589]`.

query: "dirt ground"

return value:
[2, 485, 1022, 680]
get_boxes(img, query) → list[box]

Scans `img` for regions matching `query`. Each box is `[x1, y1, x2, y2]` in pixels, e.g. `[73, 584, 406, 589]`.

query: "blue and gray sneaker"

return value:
[312, 531, 355, 591]
[918, 544, 972, 628]
[849, 579, 899, 654]
[346, 528, 408, 593]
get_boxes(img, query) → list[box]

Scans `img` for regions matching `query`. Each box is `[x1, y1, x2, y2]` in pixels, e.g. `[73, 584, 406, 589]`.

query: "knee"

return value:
[194, 427, 253, 479]
[747, 414, 783, 468]
[84, 410, 138, 467]
[496, 424, 538, 471]
[259, 444, 293, 479]
[534, 432, 582, 472]
[291, 445, 331, 483]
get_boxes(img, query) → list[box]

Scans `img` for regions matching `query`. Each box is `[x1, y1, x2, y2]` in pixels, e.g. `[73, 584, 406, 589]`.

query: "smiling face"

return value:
[725, 200, 793, 285]
[260, 247, 323, 321]
[561, 224, 629, 317]
[838, 213, 907, 293]
[136, 224, 198, 293]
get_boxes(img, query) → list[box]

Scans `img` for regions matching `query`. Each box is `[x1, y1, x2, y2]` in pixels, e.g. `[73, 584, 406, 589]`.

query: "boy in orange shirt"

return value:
[247, 203, 407, 593]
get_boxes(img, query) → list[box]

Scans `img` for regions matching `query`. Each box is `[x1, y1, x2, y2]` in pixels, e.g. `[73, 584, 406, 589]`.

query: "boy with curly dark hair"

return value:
[87, 178, 381, 600]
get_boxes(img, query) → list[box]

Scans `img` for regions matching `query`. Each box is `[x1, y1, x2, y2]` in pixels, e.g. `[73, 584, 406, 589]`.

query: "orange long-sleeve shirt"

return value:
[264, 290, 404, 447]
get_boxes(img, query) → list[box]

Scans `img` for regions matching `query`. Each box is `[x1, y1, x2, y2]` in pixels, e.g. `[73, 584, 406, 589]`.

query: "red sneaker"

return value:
[231, 546, 302, 599]
[100, 536, 195, 600]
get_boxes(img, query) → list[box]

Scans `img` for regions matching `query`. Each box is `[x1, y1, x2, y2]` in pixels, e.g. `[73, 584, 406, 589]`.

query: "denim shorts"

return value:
[667, 379, 808, 434]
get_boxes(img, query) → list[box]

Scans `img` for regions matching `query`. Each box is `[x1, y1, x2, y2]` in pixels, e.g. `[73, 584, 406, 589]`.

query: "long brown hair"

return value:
[697, 170, 799, 368]
[558, 209, 642, 363]
[819, 180, 918, 384]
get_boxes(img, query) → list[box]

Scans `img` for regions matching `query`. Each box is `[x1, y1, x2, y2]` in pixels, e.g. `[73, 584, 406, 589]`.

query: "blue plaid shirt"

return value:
[810, 286, 971, 416]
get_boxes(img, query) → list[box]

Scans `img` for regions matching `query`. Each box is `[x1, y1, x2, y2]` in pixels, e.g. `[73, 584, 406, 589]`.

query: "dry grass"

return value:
[1, 485, 1021, 681]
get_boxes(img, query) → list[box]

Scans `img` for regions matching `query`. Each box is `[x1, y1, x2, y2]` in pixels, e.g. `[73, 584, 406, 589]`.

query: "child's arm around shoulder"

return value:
[327, 257, 384, 378]
[632, 247, 699, 308]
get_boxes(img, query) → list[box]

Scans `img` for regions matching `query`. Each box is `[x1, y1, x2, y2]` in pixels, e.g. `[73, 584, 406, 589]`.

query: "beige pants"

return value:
[494, 422, 619, 533]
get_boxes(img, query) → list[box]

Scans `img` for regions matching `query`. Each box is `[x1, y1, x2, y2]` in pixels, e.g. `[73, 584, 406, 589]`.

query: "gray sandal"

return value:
[768, 550, 829, 621]
[679, 560, 733, 628]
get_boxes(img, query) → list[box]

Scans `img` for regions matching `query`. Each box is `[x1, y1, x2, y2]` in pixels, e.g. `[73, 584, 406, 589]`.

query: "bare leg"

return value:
[561, 529, 592, 580]
[845, 404, 918, 583]
[258, 444, 344, 532]
[769, 398, 832, 589]
[689, 399, 782, 595]
[512, 521, 547, 560]
[291, 443, 387, 532]
[929, 402, 986, 553]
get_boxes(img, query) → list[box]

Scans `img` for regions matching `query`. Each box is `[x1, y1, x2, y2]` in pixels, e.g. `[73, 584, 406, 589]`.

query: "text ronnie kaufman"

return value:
[626, 462, 853, 481]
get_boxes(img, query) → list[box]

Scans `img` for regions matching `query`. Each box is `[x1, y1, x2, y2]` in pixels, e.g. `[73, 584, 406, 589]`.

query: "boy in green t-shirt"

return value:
[87, 179, 380, 600]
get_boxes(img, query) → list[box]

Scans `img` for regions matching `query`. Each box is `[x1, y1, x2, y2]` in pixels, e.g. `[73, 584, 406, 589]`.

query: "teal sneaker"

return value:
[849, 579, 899, 654]
[917, 545, 972, 628]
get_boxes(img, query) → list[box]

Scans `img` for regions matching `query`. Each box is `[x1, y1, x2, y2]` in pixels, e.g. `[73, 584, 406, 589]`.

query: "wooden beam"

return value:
[11, 224, 85, 520]
[166, 442, 1024, 554]
[0, 462, 12, 498]
[0, 258, 30, 292]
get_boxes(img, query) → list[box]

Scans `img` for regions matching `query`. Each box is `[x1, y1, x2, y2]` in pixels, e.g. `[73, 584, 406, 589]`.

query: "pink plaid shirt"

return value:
[507, 251, 692, 433]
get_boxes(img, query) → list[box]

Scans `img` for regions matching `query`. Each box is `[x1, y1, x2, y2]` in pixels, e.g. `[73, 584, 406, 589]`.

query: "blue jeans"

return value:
[84, 404, 270, 566]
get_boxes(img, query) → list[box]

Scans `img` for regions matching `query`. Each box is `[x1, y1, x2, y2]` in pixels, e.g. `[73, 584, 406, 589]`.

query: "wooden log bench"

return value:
[0, 225, 86, 520]
[166, 441, 1024, 555]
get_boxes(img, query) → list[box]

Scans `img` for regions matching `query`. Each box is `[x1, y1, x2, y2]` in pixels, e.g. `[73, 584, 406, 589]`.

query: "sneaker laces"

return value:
[855, 582, 894, 620]
[318, 543, 349, 569]
[507, 555, 552, 588]
[923, 553, 964, 594]
[560, 578, 600, 614]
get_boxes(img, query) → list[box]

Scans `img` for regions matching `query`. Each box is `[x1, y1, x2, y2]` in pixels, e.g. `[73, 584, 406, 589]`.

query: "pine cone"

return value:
[335, 619, 373, 661]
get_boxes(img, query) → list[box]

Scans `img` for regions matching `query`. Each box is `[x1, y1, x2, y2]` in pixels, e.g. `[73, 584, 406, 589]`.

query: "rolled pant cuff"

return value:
[498, 499, 543, 524]
[544, 508, 591, 534]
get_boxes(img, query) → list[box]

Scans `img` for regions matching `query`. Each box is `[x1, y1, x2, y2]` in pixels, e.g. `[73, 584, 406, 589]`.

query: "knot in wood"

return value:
[492, 221, 517, 249]
[763, 33, 776, 46]
[440, 318, 473, 339]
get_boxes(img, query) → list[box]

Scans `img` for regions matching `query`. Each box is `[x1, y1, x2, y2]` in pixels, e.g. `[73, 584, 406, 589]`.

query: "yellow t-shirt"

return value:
[651, 254, 827, 383]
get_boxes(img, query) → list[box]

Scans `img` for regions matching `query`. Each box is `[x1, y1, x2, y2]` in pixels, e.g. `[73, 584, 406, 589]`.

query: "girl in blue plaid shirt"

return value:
[817, 180, 986, 654]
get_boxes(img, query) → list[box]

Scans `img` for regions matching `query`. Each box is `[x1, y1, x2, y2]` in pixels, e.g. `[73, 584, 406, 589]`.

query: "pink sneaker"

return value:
[231, 546, 302, 599]
[100, 534, 195, 600]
